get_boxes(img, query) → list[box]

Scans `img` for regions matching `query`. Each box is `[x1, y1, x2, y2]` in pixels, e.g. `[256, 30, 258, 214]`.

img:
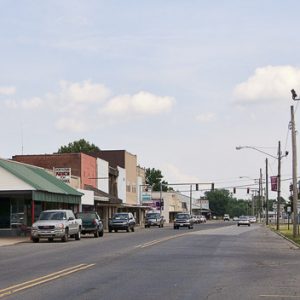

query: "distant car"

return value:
[249, 216, 257, 223]
[76, 211, 104, 238]
[174, 213, 194, 229]
[145, 212, 164, 228]
[233, 216, 239, 221]
[237, 216, 250, 227]
[199, 215, 207, 223]
[224, 214, 230, 221]
[109, 212, 136, 233]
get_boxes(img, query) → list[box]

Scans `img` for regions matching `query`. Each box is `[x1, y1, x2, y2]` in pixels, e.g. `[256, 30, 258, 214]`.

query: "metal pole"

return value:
[291, 106, 298, 237]
[190, 184, 192, 215]
[276, 141, 281, 231]
[259, 168, 262, 222]
[160, 182, 162, 214]
[265, 158, 269, 225]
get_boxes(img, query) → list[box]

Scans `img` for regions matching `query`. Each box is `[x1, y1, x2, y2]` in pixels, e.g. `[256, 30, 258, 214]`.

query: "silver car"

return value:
[237, 216, 250, 227]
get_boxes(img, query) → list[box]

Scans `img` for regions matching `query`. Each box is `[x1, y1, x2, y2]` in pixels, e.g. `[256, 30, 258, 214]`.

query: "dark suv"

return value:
[76, 211, 104, 238]
[174, 213, 194, 229]
[109, 212, 136, 233]
[145, 212, 164, 228]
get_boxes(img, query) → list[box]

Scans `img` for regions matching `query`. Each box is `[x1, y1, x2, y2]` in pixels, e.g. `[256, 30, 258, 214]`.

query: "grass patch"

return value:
[269, 224, 300, 246]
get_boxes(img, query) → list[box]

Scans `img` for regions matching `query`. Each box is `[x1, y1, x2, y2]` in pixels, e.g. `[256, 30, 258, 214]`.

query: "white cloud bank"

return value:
[102, 91, 175, 116]
[233, 65, 300, 104]
[0, 86, 16, 95]
[4, 80, 175, 133]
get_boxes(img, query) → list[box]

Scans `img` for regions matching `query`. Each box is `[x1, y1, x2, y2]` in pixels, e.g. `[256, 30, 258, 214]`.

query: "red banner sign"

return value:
[271, 176, 278, 192]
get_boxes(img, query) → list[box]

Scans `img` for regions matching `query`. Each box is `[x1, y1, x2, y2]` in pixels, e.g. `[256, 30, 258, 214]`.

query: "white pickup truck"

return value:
[31, 209, 82, 243]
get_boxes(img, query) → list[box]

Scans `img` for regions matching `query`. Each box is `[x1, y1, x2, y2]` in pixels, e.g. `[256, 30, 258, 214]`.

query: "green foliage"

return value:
[145, 168, 169, 191]
[205, 189, 252, 217]
[57, 139, 100, 154]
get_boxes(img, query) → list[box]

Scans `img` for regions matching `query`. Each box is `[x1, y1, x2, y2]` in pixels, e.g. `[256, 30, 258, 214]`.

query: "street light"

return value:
[236, 144, 288, 229]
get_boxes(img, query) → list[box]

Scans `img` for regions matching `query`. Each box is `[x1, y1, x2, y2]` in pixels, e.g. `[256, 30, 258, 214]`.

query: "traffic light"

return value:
[290, 183, 293, 192]
[196, 184, 199, 191]
[233, 187, 236, 193]
[211, 183, 214, 191]
[247, 188, 250, 194]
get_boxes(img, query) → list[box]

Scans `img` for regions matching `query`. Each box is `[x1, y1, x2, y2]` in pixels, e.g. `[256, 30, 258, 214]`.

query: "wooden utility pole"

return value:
[265, 158, 269, 225]
[291, 106, 298, 238]
[276, 141, 281, 231]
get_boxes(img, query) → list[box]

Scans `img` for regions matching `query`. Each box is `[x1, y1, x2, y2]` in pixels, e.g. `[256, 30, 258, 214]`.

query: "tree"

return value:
[57, 139, 100, 154]
[145, 168, 169, 191]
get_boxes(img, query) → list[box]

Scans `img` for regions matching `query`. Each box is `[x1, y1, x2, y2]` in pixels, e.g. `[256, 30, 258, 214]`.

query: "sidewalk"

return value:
[0, 236, 31, 247]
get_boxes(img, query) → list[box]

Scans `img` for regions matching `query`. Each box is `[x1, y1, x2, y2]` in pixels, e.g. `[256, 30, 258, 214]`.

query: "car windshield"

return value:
[113, 214, 128, 220]
[176, 214, 189, 219]
[239, 216, 248, 220]
[146, 213, 160, 219]
[39, 211, 66, 220]
[77, 212, 97, 220]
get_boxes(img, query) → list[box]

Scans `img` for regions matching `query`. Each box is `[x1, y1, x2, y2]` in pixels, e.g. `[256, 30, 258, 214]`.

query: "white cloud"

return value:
[0, 86, 16, 96]
[102, 91, 175, 116]
[163, 163, 200, 183]
[233, 65, 300, 104]
[195, 112, 216, 123]
[58, 80, 110, 104]
[55, 117, 88, 133]
[5, 97, 43, 109]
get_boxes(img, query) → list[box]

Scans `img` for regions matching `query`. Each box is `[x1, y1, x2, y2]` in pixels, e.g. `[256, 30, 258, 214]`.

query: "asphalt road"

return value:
[1, 222, 300, 300]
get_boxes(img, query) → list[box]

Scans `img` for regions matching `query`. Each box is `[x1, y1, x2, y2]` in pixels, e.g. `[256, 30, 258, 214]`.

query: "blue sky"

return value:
[1, 0, 300, 199]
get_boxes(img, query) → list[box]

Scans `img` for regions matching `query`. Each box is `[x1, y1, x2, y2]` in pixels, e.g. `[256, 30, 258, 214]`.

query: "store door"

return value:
[0, 198, 10, 228]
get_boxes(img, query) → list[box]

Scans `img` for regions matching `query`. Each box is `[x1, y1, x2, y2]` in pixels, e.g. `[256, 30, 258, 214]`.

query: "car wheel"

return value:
[131, 226, 135, 232]
[114, 229, 118, 233]
[32, 237, 39, 243]
[99, 229, 104, 237]
[238, 224, 240, 227]
[161, 224, 164, 228]
[126, 227, 130, 232]
[75, 230, 81, 240]
[94, 229, 99, 238]
[109, 227, 112, 233]
[48, 238, 54, 242]
[61, 229, 69, 242]
[248, 224, 250, 227]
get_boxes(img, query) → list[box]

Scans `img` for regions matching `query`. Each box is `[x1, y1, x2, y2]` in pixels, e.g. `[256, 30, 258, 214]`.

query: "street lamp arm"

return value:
[236, 146, 278, 159]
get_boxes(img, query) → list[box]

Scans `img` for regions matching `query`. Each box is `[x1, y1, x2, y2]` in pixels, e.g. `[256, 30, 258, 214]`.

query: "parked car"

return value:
[145, 212, 164, 228]
[174, 213, 194, 229]
[237, 216, 251, 227]
[109, 212, 136, 232]
[31, 209, 82, 243]
[199, 215, 207, 223]
[233, 216, 239, 221]
[76, 211, 104, 238]
[223, 214, 230, 221]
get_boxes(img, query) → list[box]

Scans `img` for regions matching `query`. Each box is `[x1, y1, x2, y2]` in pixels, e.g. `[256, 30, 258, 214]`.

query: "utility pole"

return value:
[160, 182, 162, 214]
[276, 141, 281, 231]
[259, 168, 262, 222]
[291, 105, 298, 238]
[265, 158, 269, 225]
[189, 184, 192, 215]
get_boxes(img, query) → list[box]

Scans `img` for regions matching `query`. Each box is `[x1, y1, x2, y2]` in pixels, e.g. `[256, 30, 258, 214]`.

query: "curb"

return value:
[268, 227, 300, 249]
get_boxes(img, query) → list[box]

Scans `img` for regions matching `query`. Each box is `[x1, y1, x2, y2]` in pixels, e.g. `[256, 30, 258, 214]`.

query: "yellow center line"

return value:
[139, 233, 188, 248]
[0, 263, 95, 298]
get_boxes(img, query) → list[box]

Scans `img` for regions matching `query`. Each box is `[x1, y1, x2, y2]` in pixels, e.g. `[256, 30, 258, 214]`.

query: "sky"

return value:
[1, 0, 300, 200]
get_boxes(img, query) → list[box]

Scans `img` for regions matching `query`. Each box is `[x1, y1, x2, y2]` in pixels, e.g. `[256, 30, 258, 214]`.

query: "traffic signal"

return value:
[233, 187, 236, 193]
[247, 188, 250, 194]
[290, 183, 293, 192]
[211, 183, 214, 191]
[196, 184, 199, 191]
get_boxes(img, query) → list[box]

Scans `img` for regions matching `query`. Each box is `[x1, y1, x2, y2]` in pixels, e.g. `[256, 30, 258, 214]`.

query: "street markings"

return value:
[0, 263, 95, 298]
[260, 295, 300, 298]
[136, 233, 188, 249]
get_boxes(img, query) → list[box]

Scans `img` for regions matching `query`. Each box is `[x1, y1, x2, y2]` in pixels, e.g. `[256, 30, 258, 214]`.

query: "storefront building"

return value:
[0, 159, 82, 236]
